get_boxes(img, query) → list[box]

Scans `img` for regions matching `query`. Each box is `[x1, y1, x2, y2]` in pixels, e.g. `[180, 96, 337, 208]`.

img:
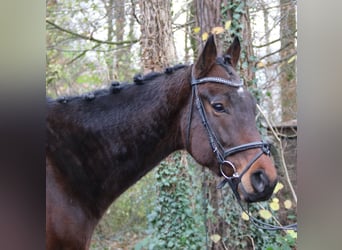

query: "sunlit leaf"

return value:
[273, 182, 284, 194]
[259, 209, 272, 220]
[287, 229, 297, 239]
[256, 62, 264, 68]
[269, 201, 280, 211]
[202, 32, 209, 41]
[284, 199, 292, 209]
[241, 211, 250, 221]
[225, 20, 232, 30]
[210, 234, 221, 243]
[287, 55, 296, 64]
[193, 27, 201, 34]
[212, 26, 225, 34]
[272, 198, 279, 203]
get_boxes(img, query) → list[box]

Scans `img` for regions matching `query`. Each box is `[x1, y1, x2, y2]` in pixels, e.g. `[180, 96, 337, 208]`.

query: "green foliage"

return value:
[46, 0, 140, 97]
[91, 171, 156, 249]
[213, 181, 297, 250]
[221, 0, 246, 39]
[137, 152, 206, 250]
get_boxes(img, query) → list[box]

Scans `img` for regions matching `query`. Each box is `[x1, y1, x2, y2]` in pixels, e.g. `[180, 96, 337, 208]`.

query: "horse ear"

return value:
[226, 36, 241, 68]
[194, 34, 217, 78]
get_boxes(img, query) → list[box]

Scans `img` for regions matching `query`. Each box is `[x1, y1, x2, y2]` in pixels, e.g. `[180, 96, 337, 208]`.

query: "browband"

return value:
[191, 76, 243, 87]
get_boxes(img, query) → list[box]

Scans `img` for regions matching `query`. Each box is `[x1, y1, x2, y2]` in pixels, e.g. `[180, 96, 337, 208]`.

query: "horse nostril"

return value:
[251, 170, 269, 193]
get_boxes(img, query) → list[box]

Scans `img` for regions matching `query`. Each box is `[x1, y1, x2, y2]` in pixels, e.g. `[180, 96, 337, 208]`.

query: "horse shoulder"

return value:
[46, 158, 96, 250]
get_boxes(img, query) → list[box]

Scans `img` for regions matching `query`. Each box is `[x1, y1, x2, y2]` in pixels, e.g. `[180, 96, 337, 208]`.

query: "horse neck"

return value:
[47, 66, 192, 218]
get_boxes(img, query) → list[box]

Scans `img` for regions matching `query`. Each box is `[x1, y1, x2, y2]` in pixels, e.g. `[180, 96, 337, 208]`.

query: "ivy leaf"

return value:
[259, 209, 272, 220]
[225, 20, 232, 30]
[210, 234, 221, 243]
[241, 211, 250, 221]
[193, 27, 201, 34]
[286, 229, 297, 239]
[202, 32, 209, 41]
[211, 26, 225, 34]
[284, 199, 292, 209]
[241, 61, 248, 69]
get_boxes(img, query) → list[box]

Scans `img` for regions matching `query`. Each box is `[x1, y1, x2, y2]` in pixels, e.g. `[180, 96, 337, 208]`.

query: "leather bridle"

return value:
[187, 65, 297, 231]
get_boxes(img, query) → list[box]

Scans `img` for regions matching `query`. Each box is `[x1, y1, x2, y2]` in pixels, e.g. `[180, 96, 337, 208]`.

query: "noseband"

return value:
[187, 65, 297, 231]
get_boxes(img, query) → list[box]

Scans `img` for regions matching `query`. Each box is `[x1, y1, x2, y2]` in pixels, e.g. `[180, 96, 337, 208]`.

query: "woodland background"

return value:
[46, 0, 297, 249]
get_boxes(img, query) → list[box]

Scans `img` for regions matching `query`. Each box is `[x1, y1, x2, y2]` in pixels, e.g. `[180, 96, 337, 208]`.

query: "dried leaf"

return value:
[287, 55, 296, 64]
[210, 234, 221, 243]
[212, 26, 225, 34]
[241, 211, 250, 221]
[284, 199, 292, 209]
[256, 62, 265, 68]
[225, 20, 232, 30]
[272, 198, 279, 203]
[202, 32, 209, 41]
[269, 201, 280, 211]
[273, 182, 284, 194]
[259, 209, 272, 220]
[193, 27, 201, 34]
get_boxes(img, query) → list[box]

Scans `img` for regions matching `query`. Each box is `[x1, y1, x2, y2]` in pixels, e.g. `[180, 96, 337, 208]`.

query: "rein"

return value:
[187, 65, 297, 231]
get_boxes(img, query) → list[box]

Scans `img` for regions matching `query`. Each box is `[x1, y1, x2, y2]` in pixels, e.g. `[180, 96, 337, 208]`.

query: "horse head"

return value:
[184, 35, 277, 203]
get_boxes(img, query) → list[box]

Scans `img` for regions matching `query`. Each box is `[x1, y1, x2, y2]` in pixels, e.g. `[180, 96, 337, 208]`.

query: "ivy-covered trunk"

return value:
[194, 1, 259, 249]
[138, 1, 204, 249]
[147, 153, 206, 249]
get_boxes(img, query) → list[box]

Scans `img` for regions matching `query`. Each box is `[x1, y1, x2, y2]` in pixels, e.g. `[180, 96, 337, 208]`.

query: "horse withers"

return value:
[46, 35, 277, 249]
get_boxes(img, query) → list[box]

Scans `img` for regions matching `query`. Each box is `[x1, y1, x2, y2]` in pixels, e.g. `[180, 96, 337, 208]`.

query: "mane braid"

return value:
[49, 63, 189, 104]
[133, 72, 162, 85]
[134, 64, 188, 85]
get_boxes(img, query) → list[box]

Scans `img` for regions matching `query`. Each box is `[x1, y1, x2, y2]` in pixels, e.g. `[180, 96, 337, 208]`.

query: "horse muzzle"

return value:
[241, 172, 278, 203]
[217, 141, 277, 203]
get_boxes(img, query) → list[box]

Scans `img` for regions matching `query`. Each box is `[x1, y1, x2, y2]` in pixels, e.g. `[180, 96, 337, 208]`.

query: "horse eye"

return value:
[212, 103, 225, 112]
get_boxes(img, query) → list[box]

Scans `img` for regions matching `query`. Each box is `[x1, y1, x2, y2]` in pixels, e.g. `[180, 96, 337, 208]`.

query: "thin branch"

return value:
[46, 19, 139, 46]
[253, 30, 297, 48]
[253, 37, 281, 49]
[257, 41, 293, 63]
[257, 104, 297, 204]
[257, 51, 297, 70]
[172, 20, 196, 32]
[130, 0, 140, 24]
[48, 44, 133, 53]
[66, 43, 101, 65]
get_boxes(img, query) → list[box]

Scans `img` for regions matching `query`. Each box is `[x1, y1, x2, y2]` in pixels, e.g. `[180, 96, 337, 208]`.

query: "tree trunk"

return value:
[279, 0, 296, 122]
[194, 1, 256, 249]
[193, 1, 226, 249]
[139, 0, 176, 73]
[193, 0, 223, 53]
[240, 1, 255, 84]
[104, 0, 115, 81]
[113, 0, 125, 79]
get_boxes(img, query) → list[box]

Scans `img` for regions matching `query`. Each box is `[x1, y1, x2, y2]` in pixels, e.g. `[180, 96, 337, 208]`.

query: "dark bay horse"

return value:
[46, 35, 277, 249]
